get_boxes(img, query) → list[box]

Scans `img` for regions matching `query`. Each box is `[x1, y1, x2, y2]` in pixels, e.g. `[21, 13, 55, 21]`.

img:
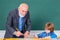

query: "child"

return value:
[36, 22, 57, 38]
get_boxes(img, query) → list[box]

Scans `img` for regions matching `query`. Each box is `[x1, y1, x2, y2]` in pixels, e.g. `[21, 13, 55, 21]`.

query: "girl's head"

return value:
[45, 22, 54, 33]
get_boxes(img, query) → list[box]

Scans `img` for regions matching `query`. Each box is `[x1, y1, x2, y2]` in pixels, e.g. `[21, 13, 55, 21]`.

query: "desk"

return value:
[1, 38, 60, 40]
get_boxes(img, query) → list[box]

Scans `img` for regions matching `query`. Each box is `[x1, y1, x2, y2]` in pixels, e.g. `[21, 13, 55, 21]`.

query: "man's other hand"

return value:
[24, 31, 29, 38]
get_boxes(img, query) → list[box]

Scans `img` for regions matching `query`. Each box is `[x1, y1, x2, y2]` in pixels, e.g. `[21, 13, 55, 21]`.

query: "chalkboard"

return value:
[0, 0, 60, 30]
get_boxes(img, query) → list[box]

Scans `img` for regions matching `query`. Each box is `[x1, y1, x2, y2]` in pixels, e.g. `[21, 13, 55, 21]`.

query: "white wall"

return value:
[0, 30, 60, 38]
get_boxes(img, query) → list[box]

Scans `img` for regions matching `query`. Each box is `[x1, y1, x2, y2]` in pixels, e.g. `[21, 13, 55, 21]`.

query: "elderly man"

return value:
[4, 3, 31, 38]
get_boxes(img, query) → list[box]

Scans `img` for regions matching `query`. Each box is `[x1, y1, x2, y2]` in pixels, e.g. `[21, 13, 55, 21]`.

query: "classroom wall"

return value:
[0, 0, 60, 30]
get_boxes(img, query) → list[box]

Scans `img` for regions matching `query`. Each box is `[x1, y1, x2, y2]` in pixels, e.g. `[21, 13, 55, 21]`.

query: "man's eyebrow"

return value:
[22, 10, 27, 12]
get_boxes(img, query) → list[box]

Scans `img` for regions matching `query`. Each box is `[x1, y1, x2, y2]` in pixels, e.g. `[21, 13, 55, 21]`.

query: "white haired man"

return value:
[4, 3, 31, 38]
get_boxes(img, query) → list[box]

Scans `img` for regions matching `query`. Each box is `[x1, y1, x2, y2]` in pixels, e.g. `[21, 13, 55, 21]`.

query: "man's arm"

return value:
[24, 12, 31, 38]
[6, 11, 15, 35]
[26, 12, 31, 32]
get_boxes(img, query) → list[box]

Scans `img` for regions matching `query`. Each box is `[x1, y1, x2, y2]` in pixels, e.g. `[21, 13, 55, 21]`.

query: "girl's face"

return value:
[45, 27, 50, 33]
[45, 30, 50, 33]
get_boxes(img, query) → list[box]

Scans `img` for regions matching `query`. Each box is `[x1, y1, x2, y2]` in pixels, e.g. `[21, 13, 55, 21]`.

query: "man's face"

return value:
[19, 4, 28, 16]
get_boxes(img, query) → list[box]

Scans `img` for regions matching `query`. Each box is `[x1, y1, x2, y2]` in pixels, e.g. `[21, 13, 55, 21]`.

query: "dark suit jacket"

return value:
[4, 8, 31, 38]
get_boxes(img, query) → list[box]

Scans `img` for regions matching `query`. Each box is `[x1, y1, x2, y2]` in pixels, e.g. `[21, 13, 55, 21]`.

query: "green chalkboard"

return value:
[0, 0, 60, 30]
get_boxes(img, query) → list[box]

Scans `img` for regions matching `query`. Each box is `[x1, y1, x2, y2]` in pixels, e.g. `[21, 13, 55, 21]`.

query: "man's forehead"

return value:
[21, 5, 28, 11]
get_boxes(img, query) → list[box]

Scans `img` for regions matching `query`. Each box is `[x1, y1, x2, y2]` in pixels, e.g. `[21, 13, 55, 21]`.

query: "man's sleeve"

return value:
[26, 12, 31, 32]
[6, 11, 15, 35]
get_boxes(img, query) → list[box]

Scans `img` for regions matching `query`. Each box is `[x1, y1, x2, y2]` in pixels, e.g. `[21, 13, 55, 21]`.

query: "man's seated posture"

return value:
[36, 22, 57, 38]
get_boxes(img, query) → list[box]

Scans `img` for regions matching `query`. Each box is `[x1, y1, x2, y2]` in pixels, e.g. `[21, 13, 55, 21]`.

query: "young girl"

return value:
[36, 22, 57, 38]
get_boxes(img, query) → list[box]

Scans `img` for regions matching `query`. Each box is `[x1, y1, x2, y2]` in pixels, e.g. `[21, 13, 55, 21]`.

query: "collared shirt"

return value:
[37, 32, 57, 38]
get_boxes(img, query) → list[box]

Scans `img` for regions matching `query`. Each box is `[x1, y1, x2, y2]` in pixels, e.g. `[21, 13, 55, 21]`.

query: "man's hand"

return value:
[13, 31, 23, 37]
[24, 31, 29, 38]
